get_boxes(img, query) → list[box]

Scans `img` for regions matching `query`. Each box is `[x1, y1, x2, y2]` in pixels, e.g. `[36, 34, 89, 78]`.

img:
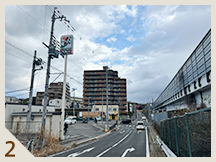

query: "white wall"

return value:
[11, 114, 61, 139]
[5, 104, 55, 122]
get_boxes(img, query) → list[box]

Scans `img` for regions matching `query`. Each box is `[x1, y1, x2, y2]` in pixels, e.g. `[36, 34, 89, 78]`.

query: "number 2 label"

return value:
[5, 141, 15, 157]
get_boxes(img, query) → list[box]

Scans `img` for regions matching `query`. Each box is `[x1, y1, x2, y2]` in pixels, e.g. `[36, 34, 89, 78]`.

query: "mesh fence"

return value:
[160, 107, 211, 157]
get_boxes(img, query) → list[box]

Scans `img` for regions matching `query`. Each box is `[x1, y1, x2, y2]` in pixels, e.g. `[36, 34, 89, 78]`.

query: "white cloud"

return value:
[5, 5, 211, 104]
[106, 36, 117, 44]
[125, 35, 136, 42]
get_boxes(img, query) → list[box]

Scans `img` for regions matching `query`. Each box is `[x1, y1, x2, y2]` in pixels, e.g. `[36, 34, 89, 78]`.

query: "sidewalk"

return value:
[58, 121, 116, 147]
[148, 125, 166, 157]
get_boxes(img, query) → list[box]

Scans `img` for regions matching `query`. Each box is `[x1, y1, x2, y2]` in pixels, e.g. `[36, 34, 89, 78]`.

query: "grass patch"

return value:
[150, 135, 154, 143]
[70, 141, 77, 148]
[32, 135, 66, 157]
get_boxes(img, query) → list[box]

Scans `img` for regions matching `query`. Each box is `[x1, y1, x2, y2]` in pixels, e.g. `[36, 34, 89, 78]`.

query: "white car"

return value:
[136, 121, 145, 130]
[142, 116, 146, 121]
[64, 116, 76, 125]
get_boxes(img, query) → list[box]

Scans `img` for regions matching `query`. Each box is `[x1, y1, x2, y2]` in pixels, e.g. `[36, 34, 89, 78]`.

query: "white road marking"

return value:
[121, 147, 135, 157]
[137, 130, 142, 134]
[119, 130, 125, 134]
[67, 147, 95, 157]
[96, 130, 132, 157]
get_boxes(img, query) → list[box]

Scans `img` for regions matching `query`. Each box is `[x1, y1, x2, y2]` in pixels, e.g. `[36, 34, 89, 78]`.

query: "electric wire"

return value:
[5, 88, 30, 94]
[5, 40, 82, 84]
[16, 5, 50, 34]
[5, 51, 32, 64]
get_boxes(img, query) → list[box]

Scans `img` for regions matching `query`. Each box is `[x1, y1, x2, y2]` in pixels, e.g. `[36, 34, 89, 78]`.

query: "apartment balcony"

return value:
[97, 80, 106, 84]
[37, 94, 44, 97]
[84, 101, 108, 105]
[120, 97, 127, 101]
[119, 89, 126, 92]
[96, 72, 106, 75]
[84, 76, 91, 79]
[121, 101, 127, 105]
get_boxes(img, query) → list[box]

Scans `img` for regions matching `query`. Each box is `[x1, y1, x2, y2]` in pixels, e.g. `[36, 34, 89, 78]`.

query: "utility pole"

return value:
[88, 97, 91, 124]
[118, 97, 121, 122]
[41, 7, 67, 140]
[41, 9, 56, 139]
[106, 66, 109, 126]
[26, 50, 43, 130]
[102, 89, 103, 125]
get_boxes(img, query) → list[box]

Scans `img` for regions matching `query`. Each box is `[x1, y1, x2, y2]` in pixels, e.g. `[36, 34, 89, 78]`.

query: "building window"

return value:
[113, 108, 117, 111]
[95, 108, 99, 111]
[109, 108, 112, 111]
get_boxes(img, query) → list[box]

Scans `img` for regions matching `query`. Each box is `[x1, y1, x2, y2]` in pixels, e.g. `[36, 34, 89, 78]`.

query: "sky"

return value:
[5, 5, 211, 104]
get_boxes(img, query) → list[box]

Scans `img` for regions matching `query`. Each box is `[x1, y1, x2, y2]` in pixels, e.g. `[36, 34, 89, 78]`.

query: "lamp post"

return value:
[88, 97, 91, 124]
[102, 89, 104, 125]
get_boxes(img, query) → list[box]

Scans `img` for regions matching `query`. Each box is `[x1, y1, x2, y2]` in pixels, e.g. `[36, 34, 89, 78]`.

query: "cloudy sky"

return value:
[5, 5, 211, 104]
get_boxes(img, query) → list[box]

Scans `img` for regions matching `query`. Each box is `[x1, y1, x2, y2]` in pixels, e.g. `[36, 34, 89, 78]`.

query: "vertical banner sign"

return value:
[60, 35, 74, 55]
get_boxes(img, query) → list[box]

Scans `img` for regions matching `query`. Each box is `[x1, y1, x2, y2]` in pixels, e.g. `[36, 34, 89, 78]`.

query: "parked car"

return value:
[64, 116, 76, 125]
[136, 121, 145, 130]
[121, 119, 132, 124]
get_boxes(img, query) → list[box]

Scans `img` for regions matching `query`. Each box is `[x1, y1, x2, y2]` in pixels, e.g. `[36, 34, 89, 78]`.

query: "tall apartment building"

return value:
[36, 82, 71, 105]
[83, 66, 127, 115]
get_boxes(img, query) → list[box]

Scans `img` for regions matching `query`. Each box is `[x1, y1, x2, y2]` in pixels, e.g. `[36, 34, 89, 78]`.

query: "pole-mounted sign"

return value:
[60, 35, 74, 55]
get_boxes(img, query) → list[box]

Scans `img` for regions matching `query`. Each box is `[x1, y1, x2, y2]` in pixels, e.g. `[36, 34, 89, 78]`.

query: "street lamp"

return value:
[88, 97, 91, 124]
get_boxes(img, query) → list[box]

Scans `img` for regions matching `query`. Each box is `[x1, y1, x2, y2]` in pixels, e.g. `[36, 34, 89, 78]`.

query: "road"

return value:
[52, 111, 148, 157]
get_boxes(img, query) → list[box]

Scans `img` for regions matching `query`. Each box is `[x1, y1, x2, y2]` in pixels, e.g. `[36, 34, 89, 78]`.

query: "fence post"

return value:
[174, 117, 179, 156]
[160, 121, 163, 141]
[167, 119, 171, 148]
[185, 114, 192, 157]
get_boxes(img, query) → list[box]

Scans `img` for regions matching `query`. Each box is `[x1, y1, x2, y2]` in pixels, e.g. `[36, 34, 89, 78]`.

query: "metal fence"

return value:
[160, 107, 211, 157]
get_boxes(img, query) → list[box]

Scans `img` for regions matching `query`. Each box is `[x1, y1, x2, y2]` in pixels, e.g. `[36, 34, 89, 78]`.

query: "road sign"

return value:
[60, 35, 74, 55]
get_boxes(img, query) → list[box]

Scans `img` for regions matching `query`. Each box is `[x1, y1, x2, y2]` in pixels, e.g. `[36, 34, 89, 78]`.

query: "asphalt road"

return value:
[52, 113, 148, 157]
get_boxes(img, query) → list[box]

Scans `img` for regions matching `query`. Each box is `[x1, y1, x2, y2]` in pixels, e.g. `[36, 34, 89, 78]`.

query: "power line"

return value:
[16, 5, 50, 34]
[5, 41, 35, 59]
[5, 51, 32, 64]
[5, 88, 29, 94]
[6, 40, 82, 84]
[49, 6, 102, 61]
